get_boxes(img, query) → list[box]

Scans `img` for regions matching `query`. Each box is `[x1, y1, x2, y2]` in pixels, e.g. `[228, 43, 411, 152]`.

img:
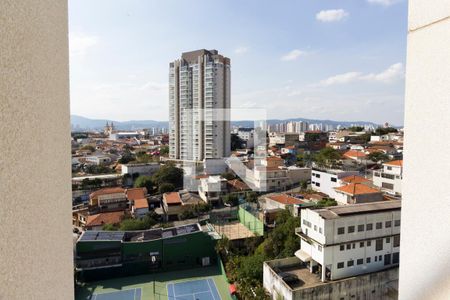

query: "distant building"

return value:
[373, 160, 403, 196]
[311, 169, 359, 198]
[169, 49, 231, 161]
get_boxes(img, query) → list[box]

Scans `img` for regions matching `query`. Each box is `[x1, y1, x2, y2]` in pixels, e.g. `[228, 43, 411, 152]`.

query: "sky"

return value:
[69, 0, 408, 125]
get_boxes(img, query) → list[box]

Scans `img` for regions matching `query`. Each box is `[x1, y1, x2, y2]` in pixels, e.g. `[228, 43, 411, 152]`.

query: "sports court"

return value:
[167, 278, 221, 300]
[92, 287, 142, 300]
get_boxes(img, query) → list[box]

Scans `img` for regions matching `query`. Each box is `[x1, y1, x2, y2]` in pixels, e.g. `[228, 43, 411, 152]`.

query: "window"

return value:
[347, 260, 354, 267]
[352, 243, 356, 249]
[367, 257, 371, 263]
[393, 252, 400, 264]
[314, 225, 317, 231]
[340, 245, 345, 251]
[385, 221, 392, 228]
[316, 174, 320, 178]
[358, 224, 364, 232]
[375, 256, 378, 262]
[394, 235, 400, 247]
[331, 177, 337, 182]
[386, 237, 391, 243]
[387, 166, 393, 171]
[346, 244, 351, 250]
[379, 255, 382, 261]
[316, 182, 320, 187]
[348, 226, 355, 233]
[384, 254, 391, 265]
[382, 182, 394, 190]
[395, 220, 400, 227]
[337, 262, 344, 269]
[357, 259, 364, 265]
[319, 227, 322, 234]
[376, 222, 382, 229]
[337, 227, 345, 235]
[360, 242, 364, 248]
[376, 239, 383, 251]
[318, 245, 322, 252]
[366, 223, 373, 231]
[367, 240, 372, 247]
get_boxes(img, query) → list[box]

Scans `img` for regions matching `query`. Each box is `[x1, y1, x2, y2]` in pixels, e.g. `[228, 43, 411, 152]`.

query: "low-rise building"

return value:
[89, 187, 128, 213]
[85, 211, 125, 230]
[85, 155, 111, 165]
[121, 162, 160, 177]
[311, 169, 359, 199]
[198, 175, 227, 205]
[334, 183, 383, 205]
[373, 160, 403, 196]
[263, 193, 314, 217]
[296, 201, 401, 282]
[131, 198, 149, 219]
[160, 191, 203, 221]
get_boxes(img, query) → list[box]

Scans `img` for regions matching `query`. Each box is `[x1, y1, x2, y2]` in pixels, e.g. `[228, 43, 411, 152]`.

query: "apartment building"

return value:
[373, 160, 403, 196]
[296, 201, 401, 282]
[311, 169, 359, 198]
[169, 49, 231, 161]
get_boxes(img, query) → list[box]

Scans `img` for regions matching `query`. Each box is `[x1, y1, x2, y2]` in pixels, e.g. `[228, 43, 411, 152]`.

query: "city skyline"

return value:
[69, 0, 407, 124]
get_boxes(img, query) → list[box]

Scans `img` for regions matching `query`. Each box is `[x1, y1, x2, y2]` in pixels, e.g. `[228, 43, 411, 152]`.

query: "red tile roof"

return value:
[267, 194, 305, 205]
[384, 160, 403, 167]
[85, 211, 124, 227]
[126, 187, 146, 200]
[90, 187, 125, 199]
[343, 150, 367, 159]
[335, 183, 380, 195]
[164, 192, 182, 205]
[227, 179, 250, 191]
[133, 198, 149, 209]
[340, 175, 370, 184]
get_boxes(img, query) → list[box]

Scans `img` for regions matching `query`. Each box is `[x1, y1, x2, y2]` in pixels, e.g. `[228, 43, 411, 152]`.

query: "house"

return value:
[198, 175, 227, 205]
[85, 211, 125, 230]
[131, 198, 149, 218]
[160, 191, 203, 221]
[121, 162, 160, 177]
[373, 160, 403, 196]
[89, 187, 128, 213]
[84, 155, 111, 165]
[263, 193, 314, 217]
[311, 169, 359, 198]
[334, 183, 384, 205]
[343, 150, 367, 161]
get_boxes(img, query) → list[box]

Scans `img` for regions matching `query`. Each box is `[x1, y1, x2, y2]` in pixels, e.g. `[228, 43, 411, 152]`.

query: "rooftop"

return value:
[335, 183, 380, 195]
[126, 187, 146, 201]
[340, 175, 370, 184]
[266, 194, 307, 205]
[163, 192, 182, 205]
[90, 187, 125, 199]
[315, 201, 401, 220]
[133, 198, 148, 209]
[85, 211, 125, 228]
[384, 160, 403, 167]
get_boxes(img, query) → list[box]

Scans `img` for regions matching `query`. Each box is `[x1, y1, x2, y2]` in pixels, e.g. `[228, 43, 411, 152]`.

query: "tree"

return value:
[314, 147, 342, 168]
[159, 145, 169, 156]
[231, 134, 244, 151]
[348, 126, 364, 132]
[367, 151, 389, 163]
[152, 164, 184, 187]
[102, 224, 118, 231]
[223, 194, 239, 206]
[135, 151, 153, 163]
[300, 180, 308, 190]
[246, 192, 258, 203]
[134, 175, 154, 192]
[315, 198, 338, 208]
[158, 182, 175, 194]
[119, 215, 156, 231]
[118, 150, 135, 164]
[374, 127, 398, 135]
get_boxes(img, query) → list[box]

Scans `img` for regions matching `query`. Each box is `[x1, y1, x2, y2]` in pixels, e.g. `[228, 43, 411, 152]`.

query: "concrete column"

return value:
[0, 1, 73, 299]
[400, 1, 450, 299]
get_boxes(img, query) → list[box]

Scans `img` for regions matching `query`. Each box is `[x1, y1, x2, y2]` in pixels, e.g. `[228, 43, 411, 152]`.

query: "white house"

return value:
[121, 162, 160, 177]
[373, 160, 403, 196]
[311, 169, 359, 199]
[296, 201, 401, 282]
[85, 155, 111, 165]
[198, 175, 227, 204]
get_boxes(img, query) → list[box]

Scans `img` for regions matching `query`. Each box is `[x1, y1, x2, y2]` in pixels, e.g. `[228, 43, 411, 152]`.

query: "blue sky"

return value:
[69, 0, 408, 125]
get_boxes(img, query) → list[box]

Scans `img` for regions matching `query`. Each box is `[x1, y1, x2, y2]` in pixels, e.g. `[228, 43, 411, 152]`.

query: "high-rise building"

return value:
[169, 49, 231, 161]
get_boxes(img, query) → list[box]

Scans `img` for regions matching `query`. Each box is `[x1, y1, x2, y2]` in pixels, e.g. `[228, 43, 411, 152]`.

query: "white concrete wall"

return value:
[400, 1, 450, 299]
[0, 1, 74, 299]
[311, 170, 359, 198]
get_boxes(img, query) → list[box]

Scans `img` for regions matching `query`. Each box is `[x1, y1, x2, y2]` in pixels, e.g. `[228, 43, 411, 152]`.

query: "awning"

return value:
[295, 249, 311, 262]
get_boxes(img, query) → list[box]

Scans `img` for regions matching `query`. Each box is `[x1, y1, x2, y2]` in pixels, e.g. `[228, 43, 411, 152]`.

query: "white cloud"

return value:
[316, 9, 349, 22]
[281, 49, 306, 61]
[234, 46, 249, 54]
[318, 63, 404, 86]
[69, 32, 98, 58]
[367, 0, 402, 6]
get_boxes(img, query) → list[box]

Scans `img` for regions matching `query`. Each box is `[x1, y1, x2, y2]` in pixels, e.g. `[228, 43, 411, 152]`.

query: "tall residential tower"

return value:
[169, 49, 231, 161]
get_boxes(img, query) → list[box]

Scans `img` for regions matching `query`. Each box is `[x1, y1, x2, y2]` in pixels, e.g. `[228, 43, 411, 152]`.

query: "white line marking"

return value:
[206, 279, 217, 300]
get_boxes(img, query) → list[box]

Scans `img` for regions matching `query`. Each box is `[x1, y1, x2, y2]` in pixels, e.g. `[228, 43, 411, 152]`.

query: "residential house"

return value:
[334, 183, 384, 205]
[85, 211, 125, 230]
[373, 160, 403, 196]
[311, 169, 359, 199]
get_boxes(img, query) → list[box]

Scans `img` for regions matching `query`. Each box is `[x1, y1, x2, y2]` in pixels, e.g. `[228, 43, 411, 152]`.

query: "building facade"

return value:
[373, 160, 403, 196]
[296, 201, 401, 282]
[169, 49, 231, 161]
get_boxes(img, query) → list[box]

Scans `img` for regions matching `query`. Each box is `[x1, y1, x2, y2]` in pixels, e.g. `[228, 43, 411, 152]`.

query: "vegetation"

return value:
[223, 194, 239, 206]
[348, 126, 365, 132]
[179, 203, 212, 220]
[152, 163, 184, 188]
[219, 209, 298, 300]
[313, 147, 342, 168]
[135, 151, 153, 163]
[231, 134, 244, 151]
[80, 145, 95, 152]
[103, 213, 158, 231]
[296, 152, 313, 167]
[315, 198, 338, 208]
[80, 178, 102, 190]
[118, 150, 135, 164]
[246, 191, 258, 203]
[367, 151, 389, 163]
[83, 164, 112, 175]
[159, 145, 169, 155]
[158, 182, 175, 194]
[374, 127, 398, 136]
[134, 175, 153, 192]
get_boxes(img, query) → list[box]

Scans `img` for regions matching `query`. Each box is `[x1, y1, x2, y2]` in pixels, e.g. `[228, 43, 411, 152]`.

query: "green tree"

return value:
[119, 215, 156, 231]
[159, 145, 169, 156]
[135, 151, 152, 163]
[246, 192, 258, 203]
[348, 126, 364, 132]
[374, 127, 398, 135]
[231, 134, 244, 151]
[314, 147, 342, 168]
[367, 151, 389, 163]
[223, 194, 239, 206]
[315, 198, 338, 208]
[134, 175, 153, 192]
[118, 150, 135, 164]
[158, 182, 175, 194]
[152, 164, 184, 187]
[102, 224, 118, 231]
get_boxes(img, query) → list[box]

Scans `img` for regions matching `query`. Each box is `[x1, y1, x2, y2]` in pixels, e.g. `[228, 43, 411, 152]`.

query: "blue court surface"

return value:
[167, 278, 221, 300]
[92, 288, 141, 300]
